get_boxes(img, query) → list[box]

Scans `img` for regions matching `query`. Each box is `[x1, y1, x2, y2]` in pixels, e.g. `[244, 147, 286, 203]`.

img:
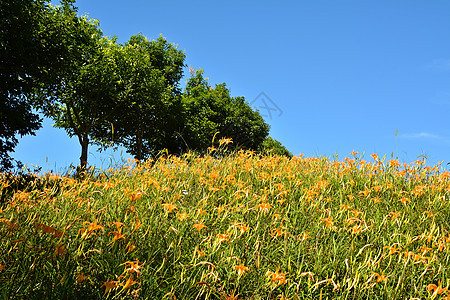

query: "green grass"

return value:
[1, 149, 450, 299]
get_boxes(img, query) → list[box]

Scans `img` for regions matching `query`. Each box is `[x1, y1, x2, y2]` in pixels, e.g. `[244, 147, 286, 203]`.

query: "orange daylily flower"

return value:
[359, 190, 370, 197]
[374, 272, 388, 283]
[423, 210, 435, 218]
[234, 264, 249, 276]
[388, 159, 400, 167]
[372, 185, 382, 192]
[298, 232, 310, 241]
[427, 283, 449, 296]
[216, 205, 227, 215]
[193, 222, 206, 232]
[390, 211, 401, 220]
[439, 172, 450, 182]
[412, 185, 425, 196]
[209, 187, 220, 194]
[37, 223, 63, 238]
[126, 244, 137, 253]
[207, 146, 217, 153]
[81, 219, 104, 236]
[351, 209, 363, 218]
[129, 191, 143, 202]
[109, 230, 126, 242]
[340, 204, 351, 210]
[267, 268, 287, 285]
[315, 180, 329, 189]
[419, 245, 432, 255]
[276, 197, 287, 204]
[217, 233, 229, 243]
[195, 249, 205, 258]
[112, 222, 125, 231]
[122, 276, 138, 290]
[233, 223, 249, 234]
[177, 212, 188, 221]
[77, 273, 89, 283]
[398, 197, 410, 204]
[162, 203, 178, 213]
[435, 242, 445, 252]
[321, 217, 334, 228]
[102, 280, 119, 294]
[54, 244, 67, 256]
[132, 220, 143, 232]
[103, 182, 115, 189]
[124, 260, 142, 276]
[256, 203, 271, 213]
[371, 197, 381, 203]
[219, 137, 233, 146]
[350, 225, 362, 235]
[413, 159, 425, 165]
[196, 208, 206, 216]
[270, 228, 285, 237]
[384, 245, 400, 255]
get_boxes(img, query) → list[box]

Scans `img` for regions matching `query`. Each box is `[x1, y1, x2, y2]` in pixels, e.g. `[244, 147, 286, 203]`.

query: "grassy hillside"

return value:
[1, 146, 450, 299]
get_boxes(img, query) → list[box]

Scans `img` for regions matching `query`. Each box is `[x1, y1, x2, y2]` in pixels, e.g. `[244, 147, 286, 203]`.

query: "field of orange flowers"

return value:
[1, 145, 450, 299]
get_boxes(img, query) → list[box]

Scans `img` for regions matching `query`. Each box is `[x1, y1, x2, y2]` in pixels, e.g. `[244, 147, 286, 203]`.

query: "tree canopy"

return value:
[0, 0, 79, 170]
[259, 136, 293, 157]
[1, 0, 291, 171]
[181, 69, 270, 153]
[92, 34, 186, 162]
[32, 5, 119, 170]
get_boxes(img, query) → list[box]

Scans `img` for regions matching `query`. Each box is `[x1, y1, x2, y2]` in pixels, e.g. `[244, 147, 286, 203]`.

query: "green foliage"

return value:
[1, 0, 287, 170]
[0, 97, 41, 171]
[34, 10, 119, 169]
[260, 136, 293, 157]
[181, 69, 270, 153]
[93, 34, 186, 161]
[0, 0, 77, 170]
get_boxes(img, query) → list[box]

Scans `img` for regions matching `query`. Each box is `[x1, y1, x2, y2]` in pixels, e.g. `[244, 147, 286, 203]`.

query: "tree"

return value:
[181, 69, 270, 153]
[0, 0, 78, 170]
[34, 10, 121, 170]
[93, 34, 186, 161]
[259, 136, 293, 157]
[0, 96, 41, 170]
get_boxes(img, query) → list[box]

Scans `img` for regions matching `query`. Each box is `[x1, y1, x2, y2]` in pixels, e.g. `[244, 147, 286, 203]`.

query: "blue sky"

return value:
[14, 1, 450, 172]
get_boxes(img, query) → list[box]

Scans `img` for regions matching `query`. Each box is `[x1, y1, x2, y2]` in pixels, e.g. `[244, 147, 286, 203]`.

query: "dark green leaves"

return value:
[181, 69, 270, 154]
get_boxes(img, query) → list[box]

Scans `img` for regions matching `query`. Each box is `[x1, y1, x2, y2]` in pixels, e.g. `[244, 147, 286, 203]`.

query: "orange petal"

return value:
[122, 276, 137, 290]
[102, 280, 119, 294]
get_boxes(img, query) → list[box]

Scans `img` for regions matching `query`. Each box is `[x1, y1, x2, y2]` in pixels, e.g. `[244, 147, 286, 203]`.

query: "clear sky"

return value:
[13, 1, 450, 172]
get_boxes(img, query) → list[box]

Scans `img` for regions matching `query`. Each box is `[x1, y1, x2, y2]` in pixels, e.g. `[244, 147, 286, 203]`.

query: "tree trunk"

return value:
[135, 131, 142, 162]
[79, 134, 89, 172]
[66, 104, 89, 176]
